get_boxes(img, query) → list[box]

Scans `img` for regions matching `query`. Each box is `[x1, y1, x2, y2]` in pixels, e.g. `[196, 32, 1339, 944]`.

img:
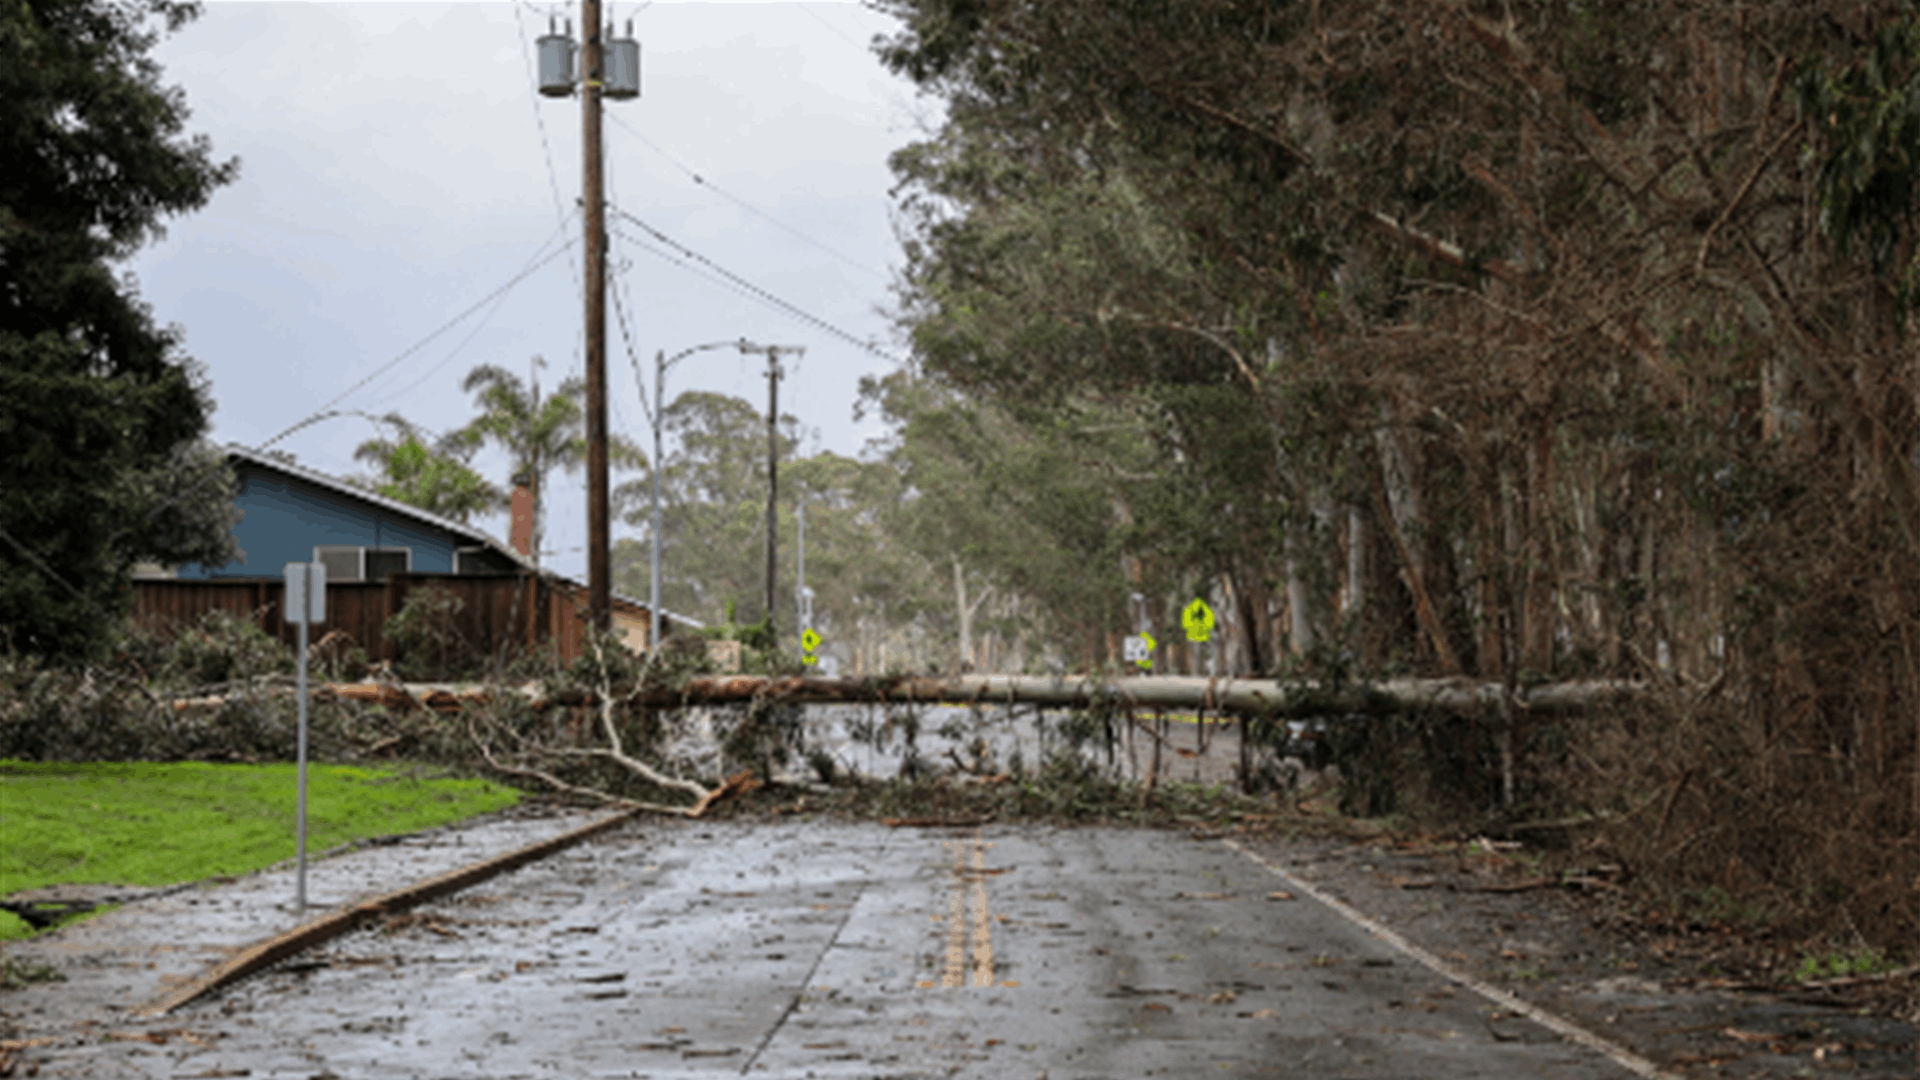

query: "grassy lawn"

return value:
[0, 761, 518, 940]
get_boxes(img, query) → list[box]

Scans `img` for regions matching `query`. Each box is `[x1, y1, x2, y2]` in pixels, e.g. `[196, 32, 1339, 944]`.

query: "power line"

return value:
[375, 211, 580, 405]
[608, 241, 653, 428]
[258, 237, 579, 452]
[605, 112, 887, 280]
[794, 1, 873, 53]
[83, 218, 579, 574]
[610, 205, 903, 365]
[611, 224, 797, 328]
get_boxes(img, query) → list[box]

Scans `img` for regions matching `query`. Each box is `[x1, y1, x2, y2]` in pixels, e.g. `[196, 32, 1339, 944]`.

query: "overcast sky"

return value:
[126, 0, 927, 581]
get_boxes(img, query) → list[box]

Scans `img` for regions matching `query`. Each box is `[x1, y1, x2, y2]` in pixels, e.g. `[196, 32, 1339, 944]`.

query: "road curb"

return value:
[134, 808, 639, 1018]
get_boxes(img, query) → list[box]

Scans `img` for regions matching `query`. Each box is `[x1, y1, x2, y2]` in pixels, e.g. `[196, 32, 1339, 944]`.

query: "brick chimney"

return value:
[510, 473, 534, 559]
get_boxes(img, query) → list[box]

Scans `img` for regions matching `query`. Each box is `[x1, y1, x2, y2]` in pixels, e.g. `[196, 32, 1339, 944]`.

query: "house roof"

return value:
[224, 443, 702, 630]
[226, 442, 532, 570]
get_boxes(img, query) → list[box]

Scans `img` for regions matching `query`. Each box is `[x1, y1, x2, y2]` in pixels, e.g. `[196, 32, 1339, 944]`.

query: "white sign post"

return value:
[283, 562, 326, 911]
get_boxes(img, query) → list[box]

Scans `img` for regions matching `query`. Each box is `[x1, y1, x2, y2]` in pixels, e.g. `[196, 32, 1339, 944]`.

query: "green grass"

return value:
[0, 761, 518, 940]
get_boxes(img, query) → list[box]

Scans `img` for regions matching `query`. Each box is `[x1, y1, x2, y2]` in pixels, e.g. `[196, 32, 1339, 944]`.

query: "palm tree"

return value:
[455, 357, 644, 566]
[351, 412, 500, 524]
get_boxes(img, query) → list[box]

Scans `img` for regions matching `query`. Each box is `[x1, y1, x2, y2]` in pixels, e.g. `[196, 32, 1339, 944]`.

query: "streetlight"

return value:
[633, 340, 741, 652]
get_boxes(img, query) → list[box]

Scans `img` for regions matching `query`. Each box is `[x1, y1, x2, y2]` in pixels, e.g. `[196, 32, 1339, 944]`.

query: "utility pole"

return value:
[538, 5, 636, 630]
[736, 340, 805, 639]
[763, 354, 778, 635]
[581, 0, 609, 633]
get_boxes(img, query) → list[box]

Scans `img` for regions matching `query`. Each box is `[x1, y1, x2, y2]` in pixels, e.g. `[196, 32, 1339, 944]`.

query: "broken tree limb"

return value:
[1793, 962, 1920, 992]
[461, 637, 762, 817]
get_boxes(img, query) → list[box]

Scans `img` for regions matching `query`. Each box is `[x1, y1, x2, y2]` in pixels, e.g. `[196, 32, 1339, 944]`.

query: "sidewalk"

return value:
[0, 802, 610, 1073]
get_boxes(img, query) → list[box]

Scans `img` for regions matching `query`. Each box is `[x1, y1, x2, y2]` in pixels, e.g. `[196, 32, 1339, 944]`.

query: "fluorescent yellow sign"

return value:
[1182, 598, 1216, 643]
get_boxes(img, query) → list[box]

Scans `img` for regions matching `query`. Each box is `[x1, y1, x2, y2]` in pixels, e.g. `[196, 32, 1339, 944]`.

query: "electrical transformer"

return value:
[537, 22, 576, 98]
[606, 26, 641, 100]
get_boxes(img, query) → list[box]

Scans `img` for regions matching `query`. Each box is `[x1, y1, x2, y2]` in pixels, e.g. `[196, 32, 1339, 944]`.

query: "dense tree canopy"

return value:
[869, 0, 1920, 948]
[0, 0, 240, 661]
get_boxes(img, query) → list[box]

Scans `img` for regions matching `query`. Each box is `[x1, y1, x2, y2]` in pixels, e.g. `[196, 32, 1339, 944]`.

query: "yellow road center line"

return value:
[969, 832, 994, 986]
[942, 840, 967, 988]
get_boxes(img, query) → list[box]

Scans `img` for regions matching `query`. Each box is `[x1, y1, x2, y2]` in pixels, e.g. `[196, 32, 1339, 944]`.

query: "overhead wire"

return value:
[602, 100, 643, 460]
[74, 222, 583, 568]
[18, 5, 890, 606]
[256, 236, 578, 451]
[375, 209, 580, 405]
[794, 1, 873, 53]
[610, 205, 903, 365]
[604, 112, 887, 281]
[608, 242, 654, 428]
[610, 224, 798, 330]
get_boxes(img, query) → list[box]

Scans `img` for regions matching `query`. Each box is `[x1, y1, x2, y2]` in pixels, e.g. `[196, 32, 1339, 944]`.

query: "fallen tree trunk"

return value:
[292, 673, 1642, 718]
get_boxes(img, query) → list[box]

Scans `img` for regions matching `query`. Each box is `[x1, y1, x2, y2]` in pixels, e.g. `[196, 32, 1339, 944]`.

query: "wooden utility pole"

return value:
[764, 353, 777, 632]
[581, 0, 610, 632]
[737, 341, 804, 637]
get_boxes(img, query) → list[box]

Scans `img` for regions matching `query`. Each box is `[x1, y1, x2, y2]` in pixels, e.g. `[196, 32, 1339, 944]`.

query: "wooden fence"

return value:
[130, 573, 642, 669]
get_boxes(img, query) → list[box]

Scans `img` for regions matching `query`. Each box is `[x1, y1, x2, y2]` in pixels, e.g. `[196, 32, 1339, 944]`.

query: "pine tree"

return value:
[0, 0, 242, 661]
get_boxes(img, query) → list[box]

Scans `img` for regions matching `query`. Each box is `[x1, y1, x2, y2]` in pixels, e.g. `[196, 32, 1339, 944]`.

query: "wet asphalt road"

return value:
[118, 819, 1642, 1080]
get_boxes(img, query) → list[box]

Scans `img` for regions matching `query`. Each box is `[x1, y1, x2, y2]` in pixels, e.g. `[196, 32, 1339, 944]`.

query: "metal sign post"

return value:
[283, 562, 326, 911]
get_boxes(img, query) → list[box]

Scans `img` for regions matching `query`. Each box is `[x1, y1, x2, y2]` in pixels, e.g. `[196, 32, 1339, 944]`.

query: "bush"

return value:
[383, 583, 477, 682]
[159, 610, 292, 689]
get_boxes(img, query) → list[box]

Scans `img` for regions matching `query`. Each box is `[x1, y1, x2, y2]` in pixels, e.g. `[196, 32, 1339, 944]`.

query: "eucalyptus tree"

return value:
[874, 0, 1920, 948]
[610, 390, 948, 668]
[613, 390, 800, 624]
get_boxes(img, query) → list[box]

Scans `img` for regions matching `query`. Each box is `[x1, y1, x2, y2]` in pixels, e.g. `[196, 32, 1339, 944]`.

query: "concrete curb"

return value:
[133, 808, 639, 1018]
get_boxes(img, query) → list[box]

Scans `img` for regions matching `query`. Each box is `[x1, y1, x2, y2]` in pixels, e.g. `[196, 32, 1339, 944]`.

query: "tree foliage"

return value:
[0, 0, 240, 662]
[350, 412, 500, 525]
[453, 357, 643, 565]
[872, 0, 1920, 950]
[611, 389, 952, 670]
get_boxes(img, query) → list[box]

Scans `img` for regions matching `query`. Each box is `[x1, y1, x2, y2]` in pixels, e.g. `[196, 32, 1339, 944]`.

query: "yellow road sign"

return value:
[1182, 598, 1216, 642]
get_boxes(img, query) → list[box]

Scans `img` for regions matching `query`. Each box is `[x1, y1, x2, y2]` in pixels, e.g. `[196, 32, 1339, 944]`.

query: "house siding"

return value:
[178, 467, 462, 578]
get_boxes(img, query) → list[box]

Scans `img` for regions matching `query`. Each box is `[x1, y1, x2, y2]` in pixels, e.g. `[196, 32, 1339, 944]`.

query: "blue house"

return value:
[138, 444, 697, 658]
[170, 444, 527, 581]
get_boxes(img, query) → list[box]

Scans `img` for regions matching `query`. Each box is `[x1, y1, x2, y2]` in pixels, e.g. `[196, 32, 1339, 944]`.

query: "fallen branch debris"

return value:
[1792, 962, 1920, 992]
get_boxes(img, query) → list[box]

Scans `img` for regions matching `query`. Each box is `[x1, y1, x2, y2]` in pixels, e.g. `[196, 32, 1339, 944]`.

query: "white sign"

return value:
[283, 562, 327, 624]
[281, 560, 326, 912]
[1123, 634, 1153, 663]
